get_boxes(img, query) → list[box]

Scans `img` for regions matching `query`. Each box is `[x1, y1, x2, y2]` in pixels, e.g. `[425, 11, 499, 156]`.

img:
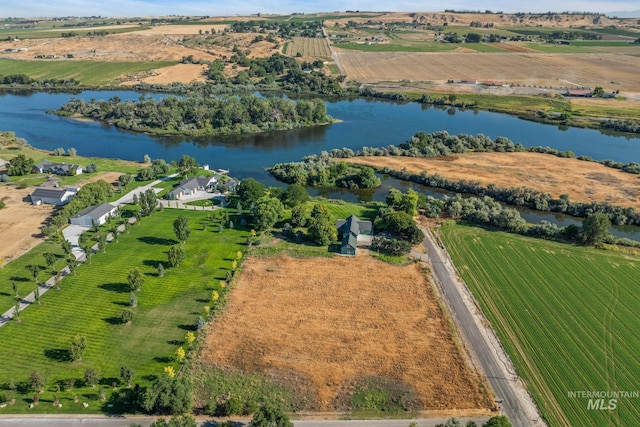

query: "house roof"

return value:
[72, 203, 116, 220]
[178, 175, 215, 192]
[336, 215, 372, 235]
[30, 187, 72, 200]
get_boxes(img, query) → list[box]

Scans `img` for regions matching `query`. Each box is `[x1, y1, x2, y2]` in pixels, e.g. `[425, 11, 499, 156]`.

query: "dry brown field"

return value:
[344, 152, 640, 208]
[0, 185, 53, 266]
[199, 254, 492, 412]
[336, 51, 640, 96]
[285, 37, 332, 59]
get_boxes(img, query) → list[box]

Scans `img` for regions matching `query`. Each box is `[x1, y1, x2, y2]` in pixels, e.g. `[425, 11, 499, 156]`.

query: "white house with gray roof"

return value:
[167, 176, 217, 200]
[70, 203, 117, 226]
[29, 187, 78, 205]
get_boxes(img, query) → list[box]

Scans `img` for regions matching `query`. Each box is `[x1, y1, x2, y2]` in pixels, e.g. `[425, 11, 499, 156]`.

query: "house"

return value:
[32, 160, 83, 176]
[166, 175, 217, 200]
[29, 186, 78, 205]
[564, 89, 592, 98]
[69, 203, 117, 226]
[0, 157, 6, 169]
[335, 215, 373, 256]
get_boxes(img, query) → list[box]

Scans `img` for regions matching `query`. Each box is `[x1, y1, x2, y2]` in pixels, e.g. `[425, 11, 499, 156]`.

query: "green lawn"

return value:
[0, 209, 249, 413]
[440, 224, 640, 427]
[0, 59, 177, 85]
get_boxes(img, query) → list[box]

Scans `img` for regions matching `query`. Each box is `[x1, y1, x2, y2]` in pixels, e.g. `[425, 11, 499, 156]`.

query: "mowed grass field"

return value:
[284, 37, 332, 58]
[0, 59, 176, 85]
[440, 224, 640, 426]
[0, 209, 248, 413]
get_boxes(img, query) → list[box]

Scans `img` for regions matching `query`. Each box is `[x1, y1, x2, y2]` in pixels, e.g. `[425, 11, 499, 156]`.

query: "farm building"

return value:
[69, 203, 117, 226]
[167, 176, 217, 200]
[335, 215, 373, 256]
[564, 89, 592, 97]
[32, 160, 83, 176]
[29, 186, 78, 205]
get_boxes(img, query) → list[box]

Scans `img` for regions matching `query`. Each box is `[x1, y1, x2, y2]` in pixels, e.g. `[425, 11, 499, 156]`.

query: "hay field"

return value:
[344, 152, 640, 208]
[336, 51, 640, 95]
[199, 254, 492, 412]
[285, 37, 332, 58]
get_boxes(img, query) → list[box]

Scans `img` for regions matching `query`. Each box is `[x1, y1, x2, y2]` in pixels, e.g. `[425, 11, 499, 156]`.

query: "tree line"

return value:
[53, 94, 332, 137]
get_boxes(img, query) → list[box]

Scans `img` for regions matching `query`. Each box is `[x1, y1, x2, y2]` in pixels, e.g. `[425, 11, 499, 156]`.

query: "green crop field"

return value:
[0, 26, 148, 40]
[0, 59, 176, 85]
[0, 209, 248, 413]
[440, 224, 640, 427]
[285, 37, 332, 58]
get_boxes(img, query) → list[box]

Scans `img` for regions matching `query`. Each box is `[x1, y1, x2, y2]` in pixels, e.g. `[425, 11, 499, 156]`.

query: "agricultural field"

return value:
[0, 209, 248, 413]
[0, 58, 176, 85]
[343, 152, 640, 209]
[335, 50, 640, 96]
[198, 253, 493, 413]
[284, 37, 332, 58]
[440, 224, 640, 426]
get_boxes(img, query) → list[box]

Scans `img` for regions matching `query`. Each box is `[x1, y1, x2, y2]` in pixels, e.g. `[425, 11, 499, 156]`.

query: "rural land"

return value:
[1, 7, 640, 427]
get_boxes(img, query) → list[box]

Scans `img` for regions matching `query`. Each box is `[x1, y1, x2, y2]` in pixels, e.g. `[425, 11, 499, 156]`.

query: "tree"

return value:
[68, 259, 77, 276]
[130, 292, 138, 308]
[61, 239, 72, 257]
[185, 331, 196, 346]
[98, 233, 107, 253]
[157, 263, 165, 277]
[176, 154, 199, 177]
[34, 285, 41, 305]
[175, 347, 186, 362]
[173, 216, 190, 243]
[592, 86, 605, 98]
[139, 188, 158, 216]
[121, 308, 134, 324]
[581, 212, 610, 245]
[237, 178, 266, 205]
[7, 154, 34, 176]
[482, 415, 512, 427]
[282, 183, 309, 208]
[43, 252, 57, 273]
[253, 196, 284, 232]
[30, 370, 45, 392]
[84, 368, 100, 388]
[26, 264, 40, 282]
[290, 205, 307, 227]
[67, 147, 77, 157]
[12, 281, 18, 298]
[120, 366, 135, 387]
[13, 300, 21, 322]
[144, 154, 151, 163]
[150, 415, 197, 427]
[142, 374, 193, 415]
[69, 335, 87, 361]
[196, 316, 206, 330]
[168, 245, 186, 268]
[127, 267, 144, 292]
[307, 204, 336, 245]
[248, 405, 293, 427]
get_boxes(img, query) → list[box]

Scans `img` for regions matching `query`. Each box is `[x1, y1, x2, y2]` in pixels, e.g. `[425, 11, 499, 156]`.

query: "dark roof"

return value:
[336, 215, 372, 235]
[72, 203, 116, 220]
[30, 187, 70, 200]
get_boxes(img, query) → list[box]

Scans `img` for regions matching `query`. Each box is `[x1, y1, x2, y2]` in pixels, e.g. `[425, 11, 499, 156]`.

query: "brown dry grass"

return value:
[336, 51, 640, 95]
[199, 254, 492, 412]
[344, 152, 640, 208]
[0, 185, 53, 266]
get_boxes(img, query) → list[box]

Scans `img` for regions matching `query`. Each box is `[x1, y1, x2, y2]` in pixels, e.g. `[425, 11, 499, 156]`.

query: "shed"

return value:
[29, 187, 77, 205]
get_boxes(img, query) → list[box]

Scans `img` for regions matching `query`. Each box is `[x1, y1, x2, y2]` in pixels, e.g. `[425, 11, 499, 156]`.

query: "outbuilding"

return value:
[70, 203, 117, 226]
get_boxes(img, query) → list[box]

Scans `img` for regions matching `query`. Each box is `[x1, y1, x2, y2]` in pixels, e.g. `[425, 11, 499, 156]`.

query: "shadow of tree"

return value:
[137, 236, 177, 246]
[153, 356, 172, 363]
[103, 316, 123, 325]
[99, 283, 128, 293]
[44, 348, 71, 362]
[178, 324, 196, 331]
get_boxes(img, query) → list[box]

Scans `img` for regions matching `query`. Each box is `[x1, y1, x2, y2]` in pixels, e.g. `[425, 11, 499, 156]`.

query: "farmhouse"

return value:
[32, 160, 83, 176]
[167, 175, 217, 200]
[335, 215, 373, 256]
[69, 203, 117, 226]
[29, 186, 78, 205]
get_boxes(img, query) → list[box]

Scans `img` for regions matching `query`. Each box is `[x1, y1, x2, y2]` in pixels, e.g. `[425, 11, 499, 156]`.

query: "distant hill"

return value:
[608, 10, 640, 18]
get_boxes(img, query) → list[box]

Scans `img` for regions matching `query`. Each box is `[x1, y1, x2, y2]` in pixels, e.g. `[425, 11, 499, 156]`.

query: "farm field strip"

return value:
[286, 37, 332, 58]
[440, 224, 640, 426]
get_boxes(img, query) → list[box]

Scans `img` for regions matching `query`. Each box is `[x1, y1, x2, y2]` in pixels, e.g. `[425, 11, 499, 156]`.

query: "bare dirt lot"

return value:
[345, 152, 640, 208]
[199, 254, 492, 412]
[336, 51, 640, 96]
[0, 185, 53, 266]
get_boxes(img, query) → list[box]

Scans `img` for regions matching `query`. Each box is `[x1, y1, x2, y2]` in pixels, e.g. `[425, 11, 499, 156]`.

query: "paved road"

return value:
[419, 229, 546, 427]
[0, 417, 489, 427]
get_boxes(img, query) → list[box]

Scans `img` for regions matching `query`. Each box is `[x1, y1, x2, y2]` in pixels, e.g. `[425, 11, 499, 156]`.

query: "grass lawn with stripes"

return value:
[440, 223, 640, 426]
[0, 209, 248, 413]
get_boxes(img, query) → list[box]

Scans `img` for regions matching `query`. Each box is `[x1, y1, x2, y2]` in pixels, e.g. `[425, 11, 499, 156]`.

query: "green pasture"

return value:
[0, 209, 249, 413]
[440, 223, 640, 426]
[0, 59, 176, 85]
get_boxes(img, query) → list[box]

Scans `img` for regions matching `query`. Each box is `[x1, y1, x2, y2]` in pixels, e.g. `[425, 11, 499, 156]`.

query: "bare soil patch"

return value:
[0, 185, 53, 266]
[344, 152, 640, 208]
[199, 254, 492, 412]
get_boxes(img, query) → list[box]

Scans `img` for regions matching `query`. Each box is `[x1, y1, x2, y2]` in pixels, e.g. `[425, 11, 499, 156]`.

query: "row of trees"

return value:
[0, 74, 79, 87]
[55, 94, 332, 137]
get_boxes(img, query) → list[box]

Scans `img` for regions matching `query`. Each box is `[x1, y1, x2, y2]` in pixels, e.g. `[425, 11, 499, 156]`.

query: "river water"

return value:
[1, 90, 638, 239]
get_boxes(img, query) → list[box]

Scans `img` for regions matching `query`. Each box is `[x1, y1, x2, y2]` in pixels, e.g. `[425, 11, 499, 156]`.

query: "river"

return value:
[1, 90, 639, 239]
